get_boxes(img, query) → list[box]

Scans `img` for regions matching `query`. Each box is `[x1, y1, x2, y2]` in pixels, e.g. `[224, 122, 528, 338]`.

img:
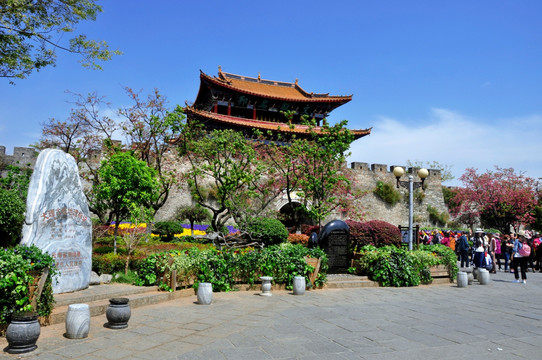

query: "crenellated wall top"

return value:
[350, 162, 442, 180]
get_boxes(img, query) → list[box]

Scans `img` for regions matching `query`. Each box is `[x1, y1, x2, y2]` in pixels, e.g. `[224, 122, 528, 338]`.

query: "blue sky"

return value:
[1, 0, 541, 186]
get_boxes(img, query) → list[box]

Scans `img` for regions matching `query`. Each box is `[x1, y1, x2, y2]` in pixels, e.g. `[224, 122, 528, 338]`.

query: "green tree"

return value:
[1, 0, 121, 82]
[92, 151, 159, 253]
[0, 164, 33, 200]
[175, 205, 210, 236]
[0, 164, 32, 247]
[181, 127, 264, 233]
[291, 119, 355, 227]
[34, 90, 183, 219]
[122, 204, 153, 274]
[0, 188, 25, 247]
[119, 91, 186, 214]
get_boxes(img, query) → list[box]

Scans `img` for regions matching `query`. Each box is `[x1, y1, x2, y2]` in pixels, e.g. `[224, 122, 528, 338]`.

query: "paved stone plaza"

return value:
[2, 270, 542, 359]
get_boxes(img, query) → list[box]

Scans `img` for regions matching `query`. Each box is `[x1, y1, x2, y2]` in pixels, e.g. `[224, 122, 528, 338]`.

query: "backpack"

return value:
[519, 243, 531, 257]
[495, 239, 501, 254]
[484, 253, 493, 271]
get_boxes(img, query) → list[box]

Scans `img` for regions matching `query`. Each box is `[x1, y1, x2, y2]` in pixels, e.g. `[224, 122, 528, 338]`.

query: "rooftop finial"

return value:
[295, 78, 298, 85]
[218, 65, 222, 73]
[258, 72, 261, 81]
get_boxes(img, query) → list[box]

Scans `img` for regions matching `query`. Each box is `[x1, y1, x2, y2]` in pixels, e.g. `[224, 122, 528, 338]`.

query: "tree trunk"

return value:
[125, 254, 131, 275]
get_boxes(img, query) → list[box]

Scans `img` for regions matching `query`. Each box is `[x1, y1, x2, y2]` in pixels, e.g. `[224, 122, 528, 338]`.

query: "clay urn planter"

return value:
[5, 312, 40, 354]
[106, 298, 131, 329]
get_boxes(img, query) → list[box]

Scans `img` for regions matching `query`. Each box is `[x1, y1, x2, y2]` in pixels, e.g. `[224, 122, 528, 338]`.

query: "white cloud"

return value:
[348, 108, 542, 186]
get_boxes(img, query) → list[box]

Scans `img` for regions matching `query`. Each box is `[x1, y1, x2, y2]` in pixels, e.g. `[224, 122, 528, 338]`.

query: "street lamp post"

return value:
[393, 167, 429, 251]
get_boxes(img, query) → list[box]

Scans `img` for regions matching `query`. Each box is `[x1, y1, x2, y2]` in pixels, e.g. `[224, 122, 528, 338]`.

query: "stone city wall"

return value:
[1, 145, 450, 228]
[0, 146, 38, 177]
[153, 156, 450, 228]
[348, 162, 448, 227]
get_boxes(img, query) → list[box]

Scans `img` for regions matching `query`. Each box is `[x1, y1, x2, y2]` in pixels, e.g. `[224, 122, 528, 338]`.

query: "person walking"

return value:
[494, 234, 503, 271]
[473, 229, 485, 269]
[509, 231, 529, 283]
[457, 232, 470, 268]
[488, 233, 497, 273]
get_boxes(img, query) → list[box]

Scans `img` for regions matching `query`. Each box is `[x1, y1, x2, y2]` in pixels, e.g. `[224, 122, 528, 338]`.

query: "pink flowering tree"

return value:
[451, 167, 537, 233]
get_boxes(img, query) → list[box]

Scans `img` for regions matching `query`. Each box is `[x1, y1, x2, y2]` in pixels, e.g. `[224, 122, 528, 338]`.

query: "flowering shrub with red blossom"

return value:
[452, 167, 538, 233]
[347, 219, 402, 251]
[301, 224, 320, 236]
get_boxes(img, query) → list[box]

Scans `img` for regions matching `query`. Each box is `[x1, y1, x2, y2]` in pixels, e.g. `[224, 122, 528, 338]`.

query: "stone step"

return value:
[325, 274, 379, 288]
[326, 279, 379, 288]
[54, 284, 159, 307]
[48, 285, 196, 326]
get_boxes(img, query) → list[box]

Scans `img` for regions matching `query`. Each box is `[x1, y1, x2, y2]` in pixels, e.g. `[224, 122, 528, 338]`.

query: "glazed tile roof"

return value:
[201, 68, 353, 103]
[184, 107, 371, 139]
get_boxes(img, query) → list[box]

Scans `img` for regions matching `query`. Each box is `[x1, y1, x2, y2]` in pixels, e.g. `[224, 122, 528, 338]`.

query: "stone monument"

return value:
[21, 149, 92, 294]
[318, 219, 350, 273]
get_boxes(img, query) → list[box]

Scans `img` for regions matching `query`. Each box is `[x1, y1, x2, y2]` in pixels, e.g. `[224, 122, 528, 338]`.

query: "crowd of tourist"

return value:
[419, 228, 541, 284]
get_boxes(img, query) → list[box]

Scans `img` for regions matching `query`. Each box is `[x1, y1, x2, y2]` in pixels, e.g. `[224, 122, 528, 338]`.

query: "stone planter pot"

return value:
[292, 276, 306, 295]
[478, 269, 490, 285]
[106, 298, 131, 329]
[464, 268, 474, 285]
[197, 282, 213, 305]
[457, 272, 468, 288]
[5, 313, 40, 354]
[65, 304, 90, 339]
[260, 276, 273, 296]
[473, 268, 479, 280]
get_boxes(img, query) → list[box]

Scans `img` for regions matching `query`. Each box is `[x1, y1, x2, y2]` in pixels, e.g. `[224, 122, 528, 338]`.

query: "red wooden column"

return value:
[227, 102, 231, 116]
[253, 107, 257, 119]
[213, 102, 218, 113]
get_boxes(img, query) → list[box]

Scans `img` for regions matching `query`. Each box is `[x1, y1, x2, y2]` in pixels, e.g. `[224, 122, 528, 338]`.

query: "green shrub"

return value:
[374, 181, 401, 206]
[357, 245, 420, 287]
[152, 221, 185, 242]
[134, 244, 328, 291]
[92, 253, 125, 274]
[0, 188, 26, 247]
[93, 245, 127, 256]
[356, 244, 458, 286]
[258, 244, 328, 289]
[0, 245, 58, 323]
[112, 271, 138, 284]
[419, 244, 459, 280]
[247, 217, 288, 246]
[347, 219, 402, 251]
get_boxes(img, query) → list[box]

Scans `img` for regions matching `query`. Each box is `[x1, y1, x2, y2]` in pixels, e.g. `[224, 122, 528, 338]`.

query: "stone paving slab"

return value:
[2, 270, 542, 359]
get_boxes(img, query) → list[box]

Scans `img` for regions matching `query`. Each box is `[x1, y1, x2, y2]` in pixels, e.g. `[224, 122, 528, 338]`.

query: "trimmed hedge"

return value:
[152, 221, 185, 242]
[247, 217, 288, 246]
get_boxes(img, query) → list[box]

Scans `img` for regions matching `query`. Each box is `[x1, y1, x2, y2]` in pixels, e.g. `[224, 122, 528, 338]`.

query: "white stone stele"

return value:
[21, 149, 92, 294]
[197, 282, 213, 305]
[456, 272, 468, 288]
[65, 304, 90, 339]
[260, 276, 273, 296]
